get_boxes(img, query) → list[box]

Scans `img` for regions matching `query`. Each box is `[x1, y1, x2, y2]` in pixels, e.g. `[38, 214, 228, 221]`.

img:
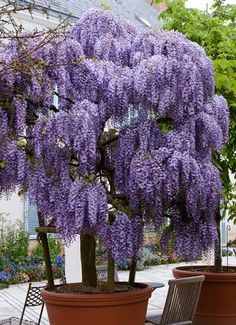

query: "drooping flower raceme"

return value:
[0, 9, 229, 261]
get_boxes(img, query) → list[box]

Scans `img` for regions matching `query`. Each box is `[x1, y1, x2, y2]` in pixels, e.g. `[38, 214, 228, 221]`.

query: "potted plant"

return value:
[0, 7, 229, 325]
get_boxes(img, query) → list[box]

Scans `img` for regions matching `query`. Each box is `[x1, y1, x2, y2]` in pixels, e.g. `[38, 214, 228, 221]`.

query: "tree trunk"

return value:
[129, 258, 137, 286]
[107, 255, 115, 293]
[214, 206, 222, 272]
[80, 233, 97, 287]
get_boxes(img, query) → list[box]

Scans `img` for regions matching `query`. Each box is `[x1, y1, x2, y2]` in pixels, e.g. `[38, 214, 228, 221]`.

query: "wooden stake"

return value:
[39, 232, 55, 289]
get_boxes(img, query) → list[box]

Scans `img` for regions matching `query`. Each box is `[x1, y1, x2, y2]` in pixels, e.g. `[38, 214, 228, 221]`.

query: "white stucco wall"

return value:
[65, 236, 82, 283]
[0, 1, 59, 29]
[228, 172, 236, 241]
[14, 10, 59, 29]
[228, 221, 236, 241]
[0, 192, 24, 223]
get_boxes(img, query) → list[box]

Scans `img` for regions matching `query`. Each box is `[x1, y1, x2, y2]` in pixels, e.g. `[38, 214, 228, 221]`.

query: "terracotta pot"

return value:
[173, 265, 236, 325]
[41, 282, 152, 325]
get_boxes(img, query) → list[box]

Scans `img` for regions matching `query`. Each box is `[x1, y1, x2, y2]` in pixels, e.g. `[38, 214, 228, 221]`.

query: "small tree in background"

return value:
[0, 9, 229, 290]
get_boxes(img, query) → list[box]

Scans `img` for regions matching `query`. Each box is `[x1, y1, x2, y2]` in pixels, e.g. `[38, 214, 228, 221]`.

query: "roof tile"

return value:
[30, 0, 160, 28]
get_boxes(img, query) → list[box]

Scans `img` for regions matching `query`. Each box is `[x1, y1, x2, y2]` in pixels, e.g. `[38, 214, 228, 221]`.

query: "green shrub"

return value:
[117, 247, 161, 271]
[0, 256, 7, 272]
[136, 247, 160, 270]
[0, 283, 8, 290]
[0, 215, 29, 264]
[227, 239, 236, 247]
[0, 215, 65, 285]
[222, 248, 233, 256]
[31, 235, 62, 262]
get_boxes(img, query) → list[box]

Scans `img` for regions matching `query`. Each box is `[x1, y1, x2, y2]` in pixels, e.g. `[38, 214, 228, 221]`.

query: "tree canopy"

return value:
[0, 8, 229, 277]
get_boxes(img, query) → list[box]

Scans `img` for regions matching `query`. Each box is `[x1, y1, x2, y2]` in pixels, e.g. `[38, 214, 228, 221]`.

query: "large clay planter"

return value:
[173, 265, 236, 325]
[41, 282, 152, 325]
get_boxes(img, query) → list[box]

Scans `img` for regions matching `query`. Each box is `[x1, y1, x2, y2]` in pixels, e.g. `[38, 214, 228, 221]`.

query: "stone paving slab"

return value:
[0, 281, 49, 325]
[0, 317, 37, 325]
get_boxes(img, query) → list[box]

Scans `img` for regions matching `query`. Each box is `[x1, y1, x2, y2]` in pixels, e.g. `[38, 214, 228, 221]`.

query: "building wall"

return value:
[0, 0, 59, 29]
[228, 173, 236, 241]
[0, 192, 25, 223]
[228, 220, 236, 241]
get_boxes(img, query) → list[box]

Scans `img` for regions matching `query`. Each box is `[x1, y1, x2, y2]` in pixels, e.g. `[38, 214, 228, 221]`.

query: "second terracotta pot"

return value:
[41, 282, 152, 325]
[173, 265, 236, 325]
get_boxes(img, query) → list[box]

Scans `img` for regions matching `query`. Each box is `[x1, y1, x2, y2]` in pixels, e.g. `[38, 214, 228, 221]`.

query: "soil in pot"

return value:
[51, 282, 137, 294]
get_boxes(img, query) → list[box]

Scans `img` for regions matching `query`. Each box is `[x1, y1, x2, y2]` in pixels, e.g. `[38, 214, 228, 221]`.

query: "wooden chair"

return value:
[146, 275, 205, 325]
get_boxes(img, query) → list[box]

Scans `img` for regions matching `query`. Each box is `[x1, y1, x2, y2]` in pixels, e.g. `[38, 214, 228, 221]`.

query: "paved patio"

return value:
[0, 256, 235, 324]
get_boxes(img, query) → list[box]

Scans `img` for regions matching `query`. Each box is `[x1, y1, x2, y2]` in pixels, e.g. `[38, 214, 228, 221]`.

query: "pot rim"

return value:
[173, 265, 236, 282]
[41, 282, 152, 305]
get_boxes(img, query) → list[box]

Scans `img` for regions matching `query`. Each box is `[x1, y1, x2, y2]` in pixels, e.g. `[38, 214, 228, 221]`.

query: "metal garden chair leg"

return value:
[19, 282, 45, 325]
[37, 303, 44, 325]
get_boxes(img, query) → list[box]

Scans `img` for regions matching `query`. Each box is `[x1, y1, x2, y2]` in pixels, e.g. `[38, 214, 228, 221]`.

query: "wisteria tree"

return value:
[0, 9, 229, 291]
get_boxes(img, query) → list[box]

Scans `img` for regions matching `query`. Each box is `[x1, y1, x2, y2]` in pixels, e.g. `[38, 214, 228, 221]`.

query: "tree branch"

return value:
[54, 91, 75, 105]
[101, 134, 119, 147]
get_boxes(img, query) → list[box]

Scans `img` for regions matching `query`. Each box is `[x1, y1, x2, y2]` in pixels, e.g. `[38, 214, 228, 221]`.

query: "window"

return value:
[24, 197, 38, 238]
[221, 220, 227, 246]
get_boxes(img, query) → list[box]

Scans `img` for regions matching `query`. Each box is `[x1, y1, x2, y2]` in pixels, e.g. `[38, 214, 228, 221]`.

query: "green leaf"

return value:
[0, 160, 6, 169]
[17, 139, 27, 148]
[100, 1, 112, 10]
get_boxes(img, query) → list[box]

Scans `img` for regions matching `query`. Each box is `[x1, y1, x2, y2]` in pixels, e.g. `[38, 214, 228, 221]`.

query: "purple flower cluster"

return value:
[0, 10, 229, 260]
[69, 9, 137, 60]
[99, 212, 143, 262]
[0, 271, 12, 283]
[34, 100, 101, 174]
